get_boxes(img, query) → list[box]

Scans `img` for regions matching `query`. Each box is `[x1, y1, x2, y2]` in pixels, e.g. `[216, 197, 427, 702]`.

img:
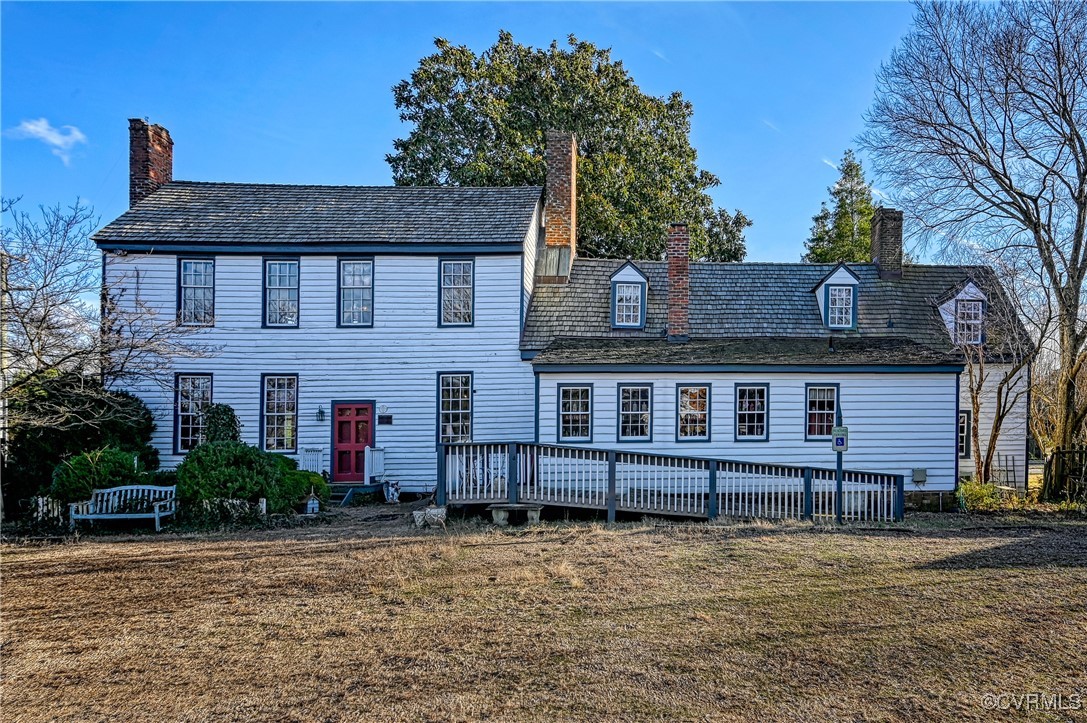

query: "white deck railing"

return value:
[439, 442, 904, 523]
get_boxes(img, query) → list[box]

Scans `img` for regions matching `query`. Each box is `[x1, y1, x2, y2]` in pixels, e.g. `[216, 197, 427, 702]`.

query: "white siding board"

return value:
[959, 363, 1029, 486]
[105, 252, 535, 491]
[538, 372, 959, 491]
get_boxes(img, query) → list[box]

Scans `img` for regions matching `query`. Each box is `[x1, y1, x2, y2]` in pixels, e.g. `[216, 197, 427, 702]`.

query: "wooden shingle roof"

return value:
[93, 182, 543, 250]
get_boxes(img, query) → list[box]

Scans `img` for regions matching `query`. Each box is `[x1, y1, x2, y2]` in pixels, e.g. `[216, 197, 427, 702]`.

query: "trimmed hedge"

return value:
[50, 448, 144, 505]
[176, 442, 326, 513]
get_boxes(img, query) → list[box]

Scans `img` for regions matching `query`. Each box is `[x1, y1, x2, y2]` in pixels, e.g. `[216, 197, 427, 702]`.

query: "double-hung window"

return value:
[955, 300, 983, 345]
[677, 385, 710, 441]
[958, 411, 971, 459]
[339, 259, 373, 326]
[178, 259, 214, 325]
[735, 385, 768, 441]
[175, 374, 212, 452]
[618, 385, 652, 441]
[262, 375, 298, 452]
[828, 286, 854, 328]
[264, 259, 299, 327]
[558, 385, 592, 442]
[806, 385, 837, 439]
[438, 373, 472, 443]
[440, 260, 474, 326]
[613, 283, 644, 327]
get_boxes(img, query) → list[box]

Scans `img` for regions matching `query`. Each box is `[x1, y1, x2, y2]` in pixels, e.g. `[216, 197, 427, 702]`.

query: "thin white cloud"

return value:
[872, 186, 890, 201]
[761, 119, 780, 133]
[6, 118, 87, 165]
[651, 49, 670, 63]
[821, 158, 838, 171]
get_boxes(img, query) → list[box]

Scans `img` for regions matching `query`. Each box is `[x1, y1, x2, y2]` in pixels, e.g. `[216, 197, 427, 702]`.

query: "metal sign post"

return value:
[832, 406, 846, 524]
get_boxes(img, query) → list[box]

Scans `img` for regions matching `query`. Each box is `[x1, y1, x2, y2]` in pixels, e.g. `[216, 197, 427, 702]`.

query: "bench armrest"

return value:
[153, 498, 177, 513]
[69, 501, 93, 516]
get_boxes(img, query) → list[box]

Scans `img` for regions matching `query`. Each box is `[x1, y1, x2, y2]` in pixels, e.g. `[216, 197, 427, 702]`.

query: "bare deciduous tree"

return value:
[862, 1, 1087, 496]
[1, 198, 208, 435]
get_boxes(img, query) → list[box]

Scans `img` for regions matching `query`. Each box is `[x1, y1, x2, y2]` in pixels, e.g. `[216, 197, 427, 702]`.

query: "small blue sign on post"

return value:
[831, 426, 849, 453]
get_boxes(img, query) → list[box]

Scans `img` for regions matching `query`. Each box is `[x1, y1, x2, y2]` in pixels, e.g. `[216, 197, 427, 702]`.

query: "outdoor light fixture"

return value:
[315, 405, 325, 422]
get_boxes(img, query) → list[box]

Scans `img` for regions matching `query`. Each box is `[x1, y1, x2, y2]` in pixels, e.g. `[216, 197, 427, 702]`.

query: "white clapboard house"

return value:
[95, 120, 1029, 516]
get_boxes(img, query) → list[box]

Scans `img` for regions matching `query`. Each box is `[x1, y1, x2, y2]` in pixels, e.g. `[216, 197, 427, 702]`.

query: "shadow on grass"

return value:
[918, 529, 1087, 570]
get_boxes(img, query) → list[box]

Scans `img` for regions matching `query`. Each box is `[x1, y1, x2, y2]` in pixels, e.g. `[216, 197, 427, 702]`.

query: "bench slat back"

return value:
[90, 485, 176, 514]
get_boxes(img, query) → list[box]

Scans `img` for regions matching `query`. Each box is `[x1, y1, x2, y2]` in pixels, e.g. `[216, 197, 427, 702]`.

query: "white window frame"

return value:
[614, 282, 643, 327]
[179, 259, 214, 326]
[264, 259, 300, 327]
[262, 375, 298, 452]
[618, 385, 652, 442]
[176, 374, 212, 452]
[735, 385, 768, 441]
[806, 385, 837, 439]
[677, 385, 710, 441]
[558, 385, 593, 442]
[438, 373, 473, 443]
[828, 285, 853, 328]
[440, 260, 474, 326]
[955, 300, 983, 345]
[339, 259, 374, 327]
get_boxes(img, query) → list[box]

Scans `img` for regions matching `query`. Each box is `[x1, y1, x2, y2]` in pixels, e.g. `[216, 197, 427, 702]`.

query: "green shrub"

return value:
[175, 441, 288, 511]
[3, 373, 158, 513]
[282, 469, 331, 509]
[50, 448, 144, 505]
[203, 403, 242, 443]
[958, 478, 1003, 512]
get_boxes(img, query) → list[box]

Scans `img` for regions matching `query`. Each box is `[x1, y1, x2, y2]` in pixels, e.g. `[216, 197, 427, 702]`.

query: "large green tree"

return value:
[388, 32, 750, 261]
[803, 150, 876, 263]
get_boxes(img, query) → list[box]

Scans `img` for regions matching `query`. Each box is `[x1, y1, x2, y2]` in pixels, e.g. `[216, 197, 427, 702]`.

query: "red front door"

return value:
[332, 403, 374, 483]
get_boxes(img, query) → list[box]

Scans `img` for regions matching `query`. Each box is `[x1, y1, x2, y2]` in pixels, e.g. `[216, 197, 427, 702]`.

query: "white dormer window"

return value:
[955, 300, 983, 345]
[615, 283, 643, 326]
[610, 262, 648, 330]
[828, 286, 854, 328]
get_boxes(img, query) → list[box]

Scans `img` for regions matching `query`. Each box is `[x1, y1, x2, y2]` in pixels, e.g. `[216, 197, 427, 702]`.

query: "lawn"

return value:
[3, 508, 1086, 722]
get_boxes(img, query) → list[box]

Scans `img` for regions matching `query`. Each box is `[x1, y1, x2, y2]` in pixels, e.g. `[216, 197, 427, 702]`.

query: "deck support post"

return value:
[507, 443, 519, 505]
[606, 450, 617, 523]
[894, 474, 905, 522]
[707, 461, 718, 520]
[435, 443, 447, 506]
[803, 468, 813, 521]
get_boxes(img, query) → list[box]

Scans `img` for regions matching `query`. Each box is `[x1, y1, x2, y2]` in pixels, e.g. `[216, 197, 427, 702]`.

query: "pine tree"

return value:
[803, 150, 875, 263]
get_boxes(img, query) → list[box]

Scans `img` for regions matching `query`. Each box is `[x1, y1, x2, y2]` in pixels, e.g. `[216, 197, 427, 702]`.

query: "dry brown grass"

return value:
[3, 507, 1086, 722]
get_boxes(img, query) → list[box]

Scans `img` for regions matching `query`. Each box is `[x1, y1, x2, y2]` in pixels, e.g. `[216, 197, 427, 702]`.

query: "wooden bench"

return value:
[69, 485, 177, 532]
[486, 503, 544, 526]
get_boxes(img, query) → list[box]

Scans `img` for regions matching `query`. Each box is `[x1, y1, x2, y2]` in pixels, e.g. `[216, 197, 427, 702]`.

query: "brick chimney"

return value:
[536, 130, 577, 283]
[667, 222, 690, 343]
[129, 118, 173, 207]
[871, 207, 903, 280]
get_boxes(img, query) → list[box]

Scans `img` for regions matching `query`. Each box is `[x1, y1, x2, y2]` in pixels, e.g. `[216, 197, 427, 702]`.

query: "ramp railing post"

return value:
[436, 443, 447, 506]
[707, 461, 718, 520]
[607, 451, 617, 523]
[895, 474, 905, 522]
[507, 443, 519, 504]
[803, 468, 813, 521]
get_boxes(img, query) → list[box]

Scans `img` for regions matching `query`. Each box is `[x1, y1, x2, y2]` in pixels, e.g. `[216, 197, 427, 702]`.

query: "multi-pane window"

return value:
[264, 259, 299, 327]
[179, 259, 214, 325]
[339, 260, 374, 326]
[440, 260, 474, 325]
[958, 411, 971, 459]
[618, 385, 652, 441]
[735, 385, 768, 440]
[262, 375, 298, 451]
[176, 374, 212, 452]
[438, 373, 472, 443]
[677, 385, 710, 440]
[614, 283, 643, 327]
[956, 300, 983, 345]
[806, 386, 837, 438]
[558, 386, 592, 442]
[828, 286, 853, 327]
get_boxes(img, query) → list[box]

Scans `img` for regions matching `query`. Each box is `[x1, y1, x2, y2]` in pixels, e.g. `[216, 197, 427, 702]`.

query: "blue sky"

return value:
[1, 1, 916, 262]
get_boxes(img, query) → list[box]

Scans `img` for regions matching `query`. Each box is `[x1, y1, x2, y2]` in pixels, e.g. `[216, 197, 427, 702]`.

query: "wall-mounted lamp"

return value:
[315, 405, 326, 422]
